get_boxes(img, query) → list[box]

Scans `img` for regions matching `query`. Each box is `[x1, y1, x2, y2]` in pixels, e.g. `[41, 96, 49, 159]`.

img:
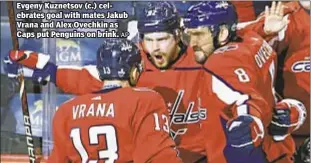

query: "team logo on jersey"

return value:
[214, 44, 238, 54]
[153, 87, 207, 140]
[169, 90, 207, 124]
[168, 90, 207, 139]
[292, 59, 310, 73]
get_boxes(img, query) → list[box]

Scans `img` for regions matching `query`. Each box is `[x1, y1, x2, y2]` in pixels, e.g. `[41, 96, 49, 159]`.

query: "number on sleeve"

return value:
[153, 113, 170, 133]
[70, 125, 119, 163]
[234, 68, 250, 83]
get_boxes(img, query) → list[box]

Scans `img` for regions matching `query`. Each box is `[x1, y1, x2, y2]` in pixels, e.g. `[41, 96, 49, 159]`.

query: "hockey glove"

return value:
[227, 115, 264, 149]
[4, 50, 57, 84]
[268, 99, 307, 141]
[8, 50, 50, 69]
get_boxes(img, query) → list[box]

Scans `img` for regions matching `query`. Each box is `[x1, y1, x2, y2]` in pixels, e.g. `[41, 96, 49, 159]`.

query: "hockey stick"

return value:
[7, 2, 37, 163]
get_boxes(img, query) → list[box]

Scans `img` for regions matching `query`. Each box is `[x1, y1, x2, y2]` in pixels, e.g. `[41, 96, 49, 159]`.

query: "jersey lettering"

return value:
[169, 90, 207, 139]
[292, 60, 310, 72]
[254, 41, 273, 68]
[70, 125, 118, 163]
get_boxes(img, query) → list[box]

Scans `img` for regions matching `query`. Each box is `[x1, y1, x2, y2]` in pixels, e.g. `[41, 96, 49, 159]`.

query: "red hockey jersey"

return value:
[55, 46, 207, 162]
[47, 87, 182, 163]
[137, 47, 207, 163]
[53, 45, 271, 162]
[241, 1, 310, 146]
[204, 31, 296, 163]
[205, 31, 277, 127]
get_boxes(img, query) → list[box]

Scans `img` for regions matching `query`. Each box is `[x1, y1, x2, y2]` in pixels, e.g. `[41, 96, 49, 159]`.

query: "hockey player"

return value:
[240, 1, 310, 147]
[47, 39, 182, 163]
[183, 1, 307, 163]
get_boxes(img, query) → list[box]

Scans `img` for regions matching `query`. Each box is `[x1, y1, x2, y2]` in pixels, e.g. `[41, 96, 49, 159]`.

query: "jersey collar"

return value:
[93, 84, 122, 94]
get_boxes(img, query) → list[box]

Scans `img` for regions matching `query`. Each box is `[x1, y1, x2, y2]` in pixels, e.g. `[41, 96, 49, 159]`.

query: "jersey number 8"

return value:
[234, 68, 250, 83]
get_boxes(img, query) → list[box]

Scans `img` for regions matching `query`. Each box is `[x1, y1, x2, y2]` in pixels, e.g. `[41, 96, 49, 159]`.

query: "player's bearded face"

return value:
[143, 32, 178, 69]
[186, 27, 215, 64]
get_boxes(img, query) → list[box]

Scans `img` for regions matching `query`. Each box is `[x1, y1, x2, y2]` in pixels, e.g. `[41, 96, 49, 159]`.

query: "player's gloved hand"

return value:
[3, 55, 20, 78]
[264, 1, 290, 35]
[8, 50, 50, 69]
[226, 115, 264, 149]
[3, 50, 57, 84]
[268, 99, 307, 141]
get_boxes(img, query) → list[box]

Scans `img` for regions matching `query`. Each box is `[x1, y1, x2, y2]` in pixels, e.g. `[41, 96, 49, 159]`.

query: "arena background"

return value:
[0, 1, 271, 162]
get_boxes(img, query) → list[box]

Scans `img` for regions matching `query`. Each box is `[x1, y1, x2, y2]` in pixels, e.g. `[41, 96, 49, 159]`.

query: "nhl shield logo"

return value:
[118, 68, 125, 77]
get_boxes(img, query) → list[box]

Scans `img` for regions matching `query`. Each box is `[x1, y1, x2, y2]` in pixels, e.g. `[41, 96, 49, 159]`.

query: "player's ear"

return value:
[218, 25, 230, 46]
[139, 39, 149, 54]
[129, 66, 140, 86]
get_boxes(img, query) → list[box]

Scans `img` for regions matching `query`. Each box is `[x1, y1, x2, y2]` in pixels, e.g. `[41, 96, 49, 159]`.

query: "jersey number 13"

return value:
[70, 125, 118, 163]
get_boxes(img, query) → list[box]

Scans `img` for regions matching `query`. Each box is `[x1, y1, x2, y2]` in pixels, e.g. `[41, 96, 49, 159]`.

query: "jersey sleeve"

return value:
[56, 65, 103, 95]
[131, 91, 182, 163]
[204, 51, 271, 126]
[47, 103, 70, 163]
[201, 69, 268, 124]
[200, 71, 267, 162]
[231, 1, 256, 22]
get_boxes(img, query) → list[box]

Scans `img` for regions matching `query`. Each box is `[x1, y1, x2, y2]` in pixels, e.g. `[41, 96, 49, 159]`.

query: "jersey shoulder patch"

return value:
[214, 44, 239, 54]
